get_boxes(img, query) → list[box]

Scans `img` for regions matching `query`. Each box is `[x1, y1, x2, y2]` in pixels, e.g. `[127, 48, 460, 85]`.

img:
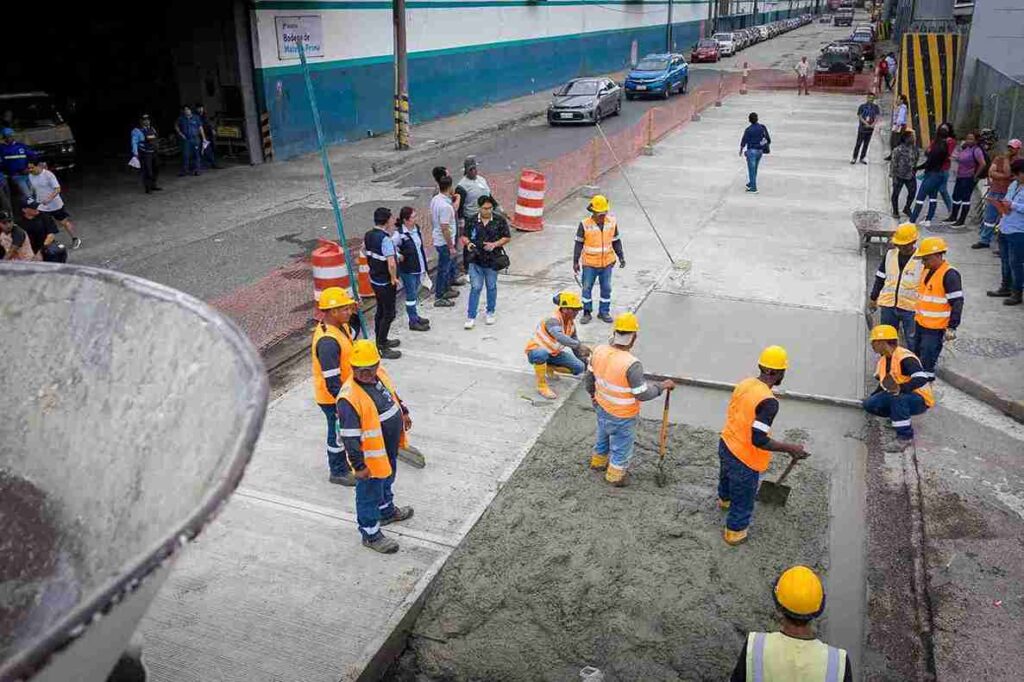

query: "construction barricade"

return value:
[513, 169, 546, 232]
[357, 250, 375, 298]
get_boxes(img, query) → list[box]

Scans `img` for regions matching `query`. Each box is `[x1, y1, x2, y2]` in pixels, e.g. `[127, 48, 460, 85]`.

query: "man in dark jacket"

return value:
[740, 113, 771, 193]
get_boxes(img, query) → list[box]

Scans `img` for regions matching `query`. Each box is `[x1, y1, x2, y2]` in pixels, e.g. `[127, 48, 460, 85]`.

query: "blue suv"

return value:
[624, 53, 689, 100]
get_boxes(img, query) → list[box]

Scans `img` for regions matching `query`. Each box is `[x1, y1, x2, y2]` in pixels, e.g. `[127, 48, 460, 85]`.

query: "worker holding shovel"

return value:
[718, 346, 809, 546]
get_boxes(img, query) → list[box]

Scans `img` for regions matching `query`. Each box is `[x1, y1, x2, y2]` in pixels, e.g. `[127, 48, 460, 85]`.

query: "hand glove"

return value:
[618, 260, 626, 269]
[944, 328, 957, 342]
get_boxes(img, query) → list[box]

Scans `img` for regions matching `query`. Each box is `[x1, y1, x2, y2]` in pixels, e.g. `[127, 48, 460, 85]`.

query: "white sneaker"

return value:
[464, 318, 475, 330]
[485, 314, 496, 325]
[920, 220, 931, 228]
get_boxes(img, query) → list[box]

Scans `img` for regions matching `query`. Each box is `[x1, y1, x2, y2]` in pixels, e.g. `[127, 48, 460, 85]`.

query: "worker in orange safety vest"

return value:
[573, 194, 625, 324]
[912, 236, 963, 381]
[311, 286, 359, 486]
[862, 324, 934, 453]
[525, 291, 592, 399]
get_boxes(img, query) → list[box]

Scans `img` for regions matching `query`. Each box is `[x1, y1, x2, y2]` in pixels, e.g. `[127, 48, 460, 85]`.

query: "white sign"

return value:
[276, 15, 323, 61]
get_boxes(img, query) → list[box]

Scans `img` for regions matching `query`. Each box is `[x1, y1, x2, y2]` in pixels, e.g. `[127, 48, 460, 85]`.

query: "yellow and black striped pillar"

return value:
[896, 33, 963, 149]
[394, 94, 410, 150]
[259, 112, 274, 161]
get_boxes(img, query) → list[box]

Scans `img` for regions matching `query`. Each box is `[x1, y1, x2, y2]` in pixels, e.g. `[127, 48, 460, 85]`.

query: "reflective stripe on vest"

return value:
[720, 377, 775, 472]
[915, 261, 954, 330]
[311, 322, 354, 405]
[589, 344, 640, 418]
[876, 346, 935, 408]
[746, 631, 845, 682]
[581, 216, 618, 268]
[337, 366, 406, 479]
[877, 249, 921, 310]
[525, 309, 575, 356]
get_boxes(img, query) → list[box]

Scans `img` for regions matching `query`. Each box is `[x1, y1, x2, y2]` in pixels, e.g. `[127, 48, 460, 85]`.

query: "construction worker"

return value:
[585, 312, 674, 486]
[525, 291, 592, 400]
[913, 237, 963, 381]
[573, 195, 624, 324]
[719, 346, 809, 546]
[862, 324, 934, 452]
[731, 565, 851, 681]
[337, 340, 414, 554]
[868, 222, 922, 348]
[311, 286, 359, 486]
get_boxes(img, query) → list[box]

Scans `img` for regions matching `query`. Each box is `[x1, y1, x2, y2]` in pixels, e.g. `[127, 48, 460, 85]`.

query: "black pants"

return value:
[853, 129, 873, 161]
[950, 176, 976, 223]
[371, 282, 397, 348]
[140, 151, 159, 191]
[891, 177, 917, 216]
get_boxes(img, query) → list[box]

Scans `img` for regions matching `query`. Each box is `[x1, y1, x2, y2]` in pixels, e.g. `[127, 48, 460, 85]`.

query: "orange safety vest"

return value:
[876, 346, 935, 408]
[915, 260, 955, 330]
[580, 216, 618, 269]
[589, 344, 641, 418]
[337, 366, 408, 479]
[525, 309, 576, 357]
[720, 377, 776, 473]
[311, 322, 354, 405]
[877, 248, 922, 311]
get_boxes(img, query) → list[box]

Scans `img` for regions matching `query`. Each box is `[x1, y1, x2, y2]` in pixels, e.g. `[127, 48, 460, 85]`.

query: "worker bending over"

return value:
[863, 324, 933, 452]
[337, 340, 414, 554]
[311, 287, 359, 486]
[868, 222, 921, 347]
[731, 565, 851, 681]
[913, 237, 963, 380]
[719, 346, 809, 546]
[573, 195, 625, 324]
[525, 291, 592, 399]
[585, 312, 674, 486]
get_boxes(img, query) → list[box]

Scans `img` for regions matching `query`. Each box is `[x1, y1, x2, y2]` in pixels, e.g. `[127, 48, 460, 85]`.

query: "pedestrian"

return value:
[850, 92, 880, 165]
[875, 57, 889, 95]
[718, 345, 809, 546]
[909, 128, 952, 227]
[393, 206, 431, 332]
[0, 210, 35, 261]
[0, 128, 34, 201]
[794, 56, 810, 96]
[885, 52, 897, 90]
[975, 138, 1020, 250]
[429, 174, 462, 309]
[888, 130, 919, 219]
[739, 112, 771, 193]
[337, 339, 415, 554]
[174, 105, 205, 176]
[462, 195, 510, 329]
[585, 312, 675, 486]
[364, 207, 402, 359]
[936, 121, 957, 215]
[573, 194, 624, 324]
[730, 566, 851, 681]
[311, 286, 359, 487]
[913, 237, 963, 379]
[525, 291, 592, 400]
[947, 131, 987, 227]
[884, 94, 908, 161]
[17, 199, 61, 260]
[130, 114, 162, 194]
[27, 157, 80, 249]
[986, 158, 1024, 305]
[456, 156, 496, 229]
[195, 103, 218, 169]
[862, 324, 934, 452]
[869, 222, 922, 348]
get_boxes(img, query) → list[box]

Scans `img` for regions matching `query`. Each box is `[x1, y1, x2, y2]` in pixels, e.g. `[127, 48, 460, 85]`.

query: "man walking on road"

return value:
[740, 112, 771, 193]
[311, 287, 359, 487]
[986, 158, 1024, 305]
[430, 175, 462, 308]
[869, 222, 921, 348]
[174, 105, 205, 176]
[574, 194, 624, 324]
[130, 114, 162, 194]
[794, 57, 810, 96]
[586, 312, 674, 487]
[28, 158, 81, 249]
[976, 138, 1020, 250]
[913, 237, 964, 379]
[851, 93, 880, 165]
[863, 324, 934, 452]
[364, 207, 402, 359]
[718, 346, 809, 546]
[525, 291, 591, 400]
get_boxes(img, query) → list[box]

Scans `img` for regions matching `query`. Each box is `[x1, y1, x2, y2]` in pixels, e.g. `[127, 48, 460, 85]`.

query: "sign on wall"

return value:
[276, 15, 324, 60]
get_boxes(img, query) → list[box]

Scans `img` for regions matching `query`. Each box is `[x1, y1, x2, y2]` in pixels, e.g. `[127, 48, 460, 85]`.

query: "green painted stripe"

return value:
[255, 0, 712, 9]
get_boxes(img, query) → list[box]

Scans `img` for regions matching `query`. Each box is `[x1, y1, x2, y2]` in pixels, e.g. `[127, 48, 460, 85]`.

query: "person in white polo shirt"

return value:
[28, 157, 81, 249]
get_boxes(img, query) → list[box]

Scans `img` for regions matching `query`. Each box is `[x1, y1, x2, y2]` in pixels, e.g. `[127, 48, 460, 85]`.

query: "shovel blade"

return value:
[757, 480, 791, 506]
[398, 445, 427, 469]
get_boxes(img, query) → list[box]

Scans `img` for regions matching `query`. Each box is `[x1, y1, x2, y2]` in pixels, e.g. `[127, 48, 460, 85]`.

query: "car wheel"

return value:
[613, 98, 622, 116]
[626, 93, 635, 101]
[662, 87, 670, 100]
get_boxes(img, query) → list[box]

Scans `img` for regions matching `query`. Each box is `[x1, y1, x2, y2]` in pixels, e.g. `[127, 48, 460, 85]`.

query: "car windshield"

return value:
[0, 96, 63, 129]
[635, 59, 668, 71]
[713, 34, 733, 42]
[820, 50, 851, 64]
[697, 40, 717, 48]
[852, 33, 871, 42]
[559, 81, 599, 96]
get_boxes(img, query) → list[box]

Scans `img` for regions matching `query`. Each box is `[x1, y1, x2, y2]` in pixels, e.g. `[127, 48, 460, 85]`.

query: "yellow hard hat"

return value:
[773, 565, 826, 621]
[588, 195, 610, 213]
[758, 345, 788, 370]
[613, 311, 639, 333]
[350, 339, 381, 368]
[554, 291, 584, 309]
[915, 236, 948, 257]
[318, 286, 357, 311]
[891, 223, 918, 246]
[870, 324, 899, 342]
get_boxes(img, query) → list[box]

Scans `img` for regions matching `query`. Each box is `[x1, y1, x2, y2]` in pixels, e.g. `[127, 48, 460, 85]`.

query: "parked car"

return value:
[0, 92, 77, 171]
[548, 77, 622, 125]
[691, 39, 720, 63]
[827, 40, 867, 72]
[850, 29, 876, 59]
[713, 32, 737, 56]
[816, 46, 858, 74]
[624, 53, 689, 100]
[834, 8, 854, 26]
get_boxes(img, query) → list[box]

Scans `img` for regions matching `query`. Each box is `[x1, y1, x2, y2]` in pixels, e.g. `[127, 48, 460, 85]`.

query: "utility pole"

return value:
[393, 0, 410, 150]
[666, 0, 674, 52]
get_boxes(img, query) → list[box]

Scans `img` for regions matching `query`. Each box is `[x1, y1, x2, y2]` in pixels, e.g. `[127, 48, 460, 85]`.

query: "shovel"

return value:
[654, 390, 671, 487]
[398, 444, 427, 469]
[756, 455, 802, 506]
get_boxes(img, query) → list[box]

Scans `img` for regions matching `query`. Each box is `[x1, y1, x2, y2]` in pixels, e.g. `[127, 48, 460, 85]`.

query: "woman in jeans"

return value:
[393, 206, 431, 332]
[462, 195, 511, 329]
[889, 130, 919, 218]
[948, 132, 987, 226]
[936, 121, 957, 216]
[909, 128, 952, 227]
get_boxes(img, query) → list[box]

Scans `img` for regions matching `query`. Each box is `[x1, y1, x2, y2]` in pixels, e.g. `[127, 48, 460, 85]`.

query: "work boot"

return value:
[723, 528, 748, 546]
[362, 534, 400, 554]
[329, 472, 357, 487]
[409, 320, 430, 332]
[379, 346, 402, 360]
[1003, 292, 1023, 306]
[434, 298, 456, 307]
[580, 312, 593, 325]
[443, 289, 460, 299]
[380, 506, 414, 526]
[598, 312, 614, 323]
[385, 339, 402, 348]
[533, 364, 557, 400]
[883, 436, 913, 453]
[987, 287, 1012, 297]
[605, 466, 629, 487]
[717, 498, 731, 511]
[970, 242, 990, 249]
[417, 315, 430, 325]
[589, 453, 609, 471]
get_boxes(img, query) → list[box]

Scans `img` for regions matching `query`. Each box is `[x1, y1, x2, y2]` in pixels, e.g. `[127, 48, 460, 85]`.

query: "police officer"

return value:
[364, 207, 402, 359]
[1, 128, 34, 201]
[312, 286, 359, 486]
[573, 195, 625, 324]
[130, 114, 162, 193]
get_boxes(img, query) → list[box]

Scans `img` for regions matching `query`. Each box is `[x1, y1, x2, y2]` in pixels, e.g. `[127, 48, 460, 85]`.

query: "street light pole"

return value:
[666, 0, 674, 52]
[393, 0, 410, 150]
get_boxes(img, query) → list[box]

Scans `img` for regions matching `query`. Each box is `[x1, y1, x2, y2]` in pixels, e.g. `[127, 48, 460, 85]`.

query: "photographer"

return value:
[462, 195, 510, 330]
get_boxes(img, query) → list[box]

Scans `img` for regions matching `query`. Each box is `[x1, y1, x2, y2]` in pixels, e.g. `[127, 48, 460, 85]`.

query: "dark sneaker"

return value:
[379, 346, 402, 360]
[971, 242, 990, 249]
[329, 473, 356, 487]
[442, 289, 460, 299]
[385, 339, 401, 348]
[858, 159, 867, 164]
[380, 506, 414, 526]
[987, 288, 1012, 297]
[409, 320, 430, 332]
[598, 313, 614, 323]
[1003, 293, 1023, 306]
[433, 298, 455, 307]
[362, 534, 399, 554]
[71, 238, 82, 250]
[417, 316, 430, 325]
[580, 312, 593, 325]
[849, 159, 856, 165]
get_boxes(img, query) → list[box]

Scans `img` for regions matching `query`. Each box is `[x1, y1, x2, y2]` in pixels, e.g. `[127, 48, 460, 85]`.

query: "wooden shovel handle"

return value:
[775, 456, 800, 485]
[658, 390, 671, 459]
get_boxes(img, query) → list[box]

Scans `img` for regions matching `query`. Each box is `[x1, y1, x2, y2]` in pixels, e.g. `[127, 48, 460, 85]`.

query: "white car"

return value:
[713, 32, 736, 56]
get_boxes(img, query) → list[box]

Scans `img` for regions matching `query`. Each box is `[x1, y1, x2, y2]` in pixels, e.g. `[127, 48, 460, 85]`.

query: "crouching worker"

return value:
[525, 291, 592, 399]
[863, 324, 934, 452]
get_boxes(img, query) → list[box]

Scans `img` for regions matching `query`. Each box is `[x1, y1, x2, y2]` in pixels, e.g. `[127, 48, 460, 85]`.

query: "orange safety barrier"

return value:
[312, 238, 352, 312]
[513, 169, 546, 232]
[357, 250, 375, 298]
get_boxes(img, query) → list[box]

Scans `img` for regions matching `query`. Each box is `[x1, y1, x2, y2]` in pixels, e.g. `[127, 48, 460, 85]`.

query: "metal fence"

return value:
[960, 59, 1024, 144]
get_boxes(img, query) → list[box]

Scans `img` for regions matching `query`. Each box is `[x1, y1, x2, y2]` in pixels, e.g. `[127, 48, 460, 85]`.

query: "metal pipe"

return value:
[667, 0, 674, 52]
[644, 372, 864, 409]
[393, 0, 410, 150]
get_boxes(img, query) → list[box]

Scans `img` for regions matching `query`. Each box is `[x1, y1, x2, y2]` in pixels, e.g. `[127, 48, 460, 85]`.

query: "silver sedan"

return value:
[547, 78, 623, 125]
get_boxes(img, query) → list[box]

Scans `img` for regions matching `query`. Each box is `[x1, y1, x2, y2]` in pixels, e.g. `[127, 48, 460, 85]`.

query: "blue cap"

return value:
[1, 128, 14, 137]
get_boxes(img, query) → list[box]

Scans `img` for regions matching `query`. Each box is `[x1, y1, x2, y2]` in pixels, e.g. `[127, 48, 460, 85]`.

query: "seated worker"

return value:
[862, 324, 934, 452]
[525, 291, 591, 399]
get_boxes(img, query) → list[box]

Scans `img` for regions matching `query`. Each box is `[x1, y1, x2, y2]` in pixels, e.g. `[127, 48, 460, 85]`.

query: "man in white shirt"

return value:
[794, 57, 810, 96]
[430, 175, 462, 308]
[28, 158, 81, 249]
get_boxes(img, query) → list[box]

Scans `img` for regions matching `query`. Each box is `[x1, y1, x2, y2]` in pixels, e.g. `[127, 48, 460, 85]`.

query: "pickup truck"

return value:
[0, 92, 77, 171]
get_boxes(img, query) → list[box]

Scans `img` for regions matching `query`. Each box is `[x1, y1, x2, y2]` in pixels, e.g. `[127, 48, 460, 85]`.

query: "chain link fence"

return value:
[960, 59, 1024, 143]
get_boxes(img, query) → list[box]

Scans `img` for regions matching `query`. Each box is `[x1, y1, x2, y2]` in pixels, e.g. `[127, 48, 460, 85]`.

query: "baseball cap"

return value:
[0, 210, 12, 222]
[1009, 139, 1022, 150]
[1, 128, 13, 137]
[464, 155, 477, 171]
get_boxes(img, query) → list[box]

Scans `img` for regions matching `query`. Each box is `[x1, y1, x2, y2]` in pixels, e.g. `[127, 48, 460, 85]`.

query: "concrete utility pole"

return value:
[393, 0, 410, 150]
[666, 0, 674, 52]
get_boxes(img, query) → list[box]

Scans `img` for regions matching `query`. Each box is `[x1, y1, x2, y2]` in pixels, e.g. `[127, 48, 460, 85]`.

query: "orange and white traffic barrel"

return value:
[312, 239, 351, 303]
[357, 250, 375, 298]
[513, 169, 545, 232]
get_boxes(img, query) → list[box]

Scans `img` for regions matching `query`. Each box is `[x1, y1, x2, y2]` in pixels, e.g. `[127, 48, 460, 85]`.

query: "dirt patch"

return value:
[395, 391, 831, 681]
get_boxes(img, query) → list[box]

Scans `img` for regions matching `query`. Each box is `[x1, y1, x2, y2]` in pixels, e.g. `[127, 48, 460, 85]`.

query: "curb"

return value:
[936, 366, 1024, 424]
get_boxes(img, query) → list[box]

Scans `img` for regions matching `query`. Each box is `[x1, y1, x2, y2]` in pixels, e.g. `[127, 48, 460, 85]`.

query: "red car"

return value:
[691, 39, 720, 63]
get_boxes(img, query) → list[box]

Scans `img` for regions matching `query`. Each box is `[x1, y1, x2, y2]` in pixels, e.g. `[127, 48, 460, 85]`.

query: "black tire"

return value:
[613, 98, 622, 116]
[662, 87, 670, 100]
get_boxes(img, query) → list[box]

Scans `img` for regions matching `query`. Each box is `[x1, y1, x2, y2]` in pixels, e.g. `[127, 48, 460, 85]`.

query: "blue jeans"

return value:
[434, 245, 457, 300]
[1005, 231, 1024, 293]
[594, 405, 637, 470]
[745, 149, 763, 190]
[879, 306, 917, 350]
[997, 232, 1012, 289]
[467, 263, 498, 318]
[526, 347, 586, 374]
[938, 170, 952, 213]
[180, 139, 201, 174]
[319, 404, 350, 477]
[355, 453, 397, 540]
[717, 440, 760, 532]
[10, 173, 32, 201]
[912, 328, 945, 380]
[980, 191, 1005, 245]
[399, 271, 423, 323]
[863, 391, 928, 439]
[910, 172, 944, 222]
[581, 265, 614, 315]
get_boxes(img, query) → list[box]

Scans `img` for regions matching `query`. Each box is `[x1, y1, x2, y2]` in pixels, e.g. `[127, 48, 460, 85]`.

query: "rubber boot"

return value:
[380, 506, 414, 526]
[717, 498, 731, 511]
[362, 534, 400, 554]
[605, 464, 629, 487]
[589, 453, 609, 470]
[534, 364, 556, 399]
[723, 527, 748, 546]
